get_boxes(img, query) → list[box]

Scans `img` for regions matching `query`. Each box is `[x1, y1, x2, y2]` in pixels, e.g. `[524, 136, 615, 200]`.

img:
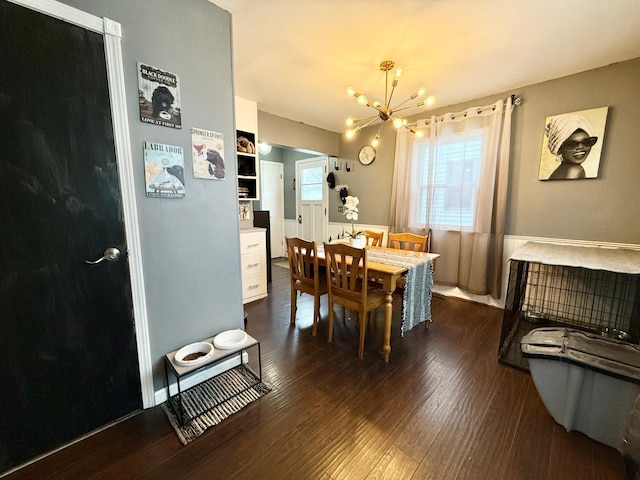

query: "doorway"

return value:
[0, 0, 150, 473]
[260, 160, 285, 258]
[295, 156, 329, 244]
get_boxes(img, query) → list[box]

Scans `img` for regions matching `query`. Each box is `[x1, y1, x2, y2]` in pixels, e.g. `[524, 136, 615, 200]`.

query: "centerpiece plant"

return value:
[343, 195, 363, 238]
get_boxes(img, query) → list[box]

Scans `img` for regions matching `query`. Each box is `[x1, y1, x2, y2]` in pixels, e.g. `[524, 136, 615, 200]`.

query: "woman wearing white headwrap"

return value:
[545, 114, 598, 179]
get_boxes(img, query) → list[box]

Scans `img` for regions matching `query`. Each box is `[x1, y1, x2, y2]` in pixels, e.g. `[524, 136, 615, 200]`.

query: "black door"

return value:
[0, 1, 142, 472]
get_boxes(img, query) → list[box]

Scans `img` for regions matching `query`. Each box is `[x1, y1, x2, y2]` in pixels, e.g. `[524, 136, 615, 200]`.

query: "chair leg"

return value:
[290, 287, 297, 326]
[312, 294, 320, 336]
[358, 310, 367, 359]
[327, 301, 334, 343]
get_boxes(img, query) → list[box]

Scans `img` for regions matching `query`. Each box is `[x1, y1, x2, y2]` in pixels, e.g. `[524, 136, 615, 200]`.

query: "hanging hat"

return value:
[326, 172, 335, 189]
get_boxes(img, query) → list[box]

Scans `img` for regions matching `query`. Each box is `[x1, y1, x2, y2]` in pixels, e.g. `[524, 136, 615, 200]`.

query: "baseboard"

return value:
[154, 352, 248, 405]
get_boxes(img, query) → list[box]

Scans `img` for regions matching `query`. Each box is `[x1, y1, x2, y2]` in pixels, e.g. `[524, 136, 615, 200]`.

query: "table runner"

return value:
[366, 250, 434, 335]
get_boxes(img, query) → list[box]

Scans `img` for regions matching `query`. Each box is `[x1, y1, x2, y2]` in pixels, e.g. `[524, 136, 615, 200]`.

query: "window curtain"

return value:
[389, 97, 514, 298]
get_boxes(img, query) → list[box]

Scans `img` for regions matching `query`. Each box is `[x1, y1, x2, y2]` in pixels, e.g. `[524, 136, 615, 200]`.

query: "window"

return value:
[410, 133, 483, 230]
[300, 165, 323, 201]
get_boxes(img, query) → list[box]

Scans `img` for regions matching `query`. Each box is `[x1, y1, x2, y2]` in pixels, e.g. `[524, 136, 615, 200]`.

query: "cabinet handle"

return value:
[248, 263, 259, 268]
[247, 243, 259, 248]
[248, 284, 259, 290]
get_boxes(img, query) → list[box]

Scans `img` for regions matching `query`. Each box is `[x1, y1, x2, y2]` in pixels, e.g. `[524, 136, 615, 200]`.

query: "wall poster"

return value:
[191, 127, 226, 180]
[538, 106, 608, 180]
[143, 142, 185, 198]
[137, 62, 182, 129]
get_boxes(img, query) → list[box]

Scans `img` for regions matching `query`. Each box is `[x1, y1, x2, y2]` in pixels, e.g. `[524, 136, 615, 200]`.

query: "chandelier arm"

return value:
[354, 113, 380, 122]
[351, 117, 381, 134]
[393, 101, 428, 114]
[386, 82, 397, 109]
[391, 97, 413, 110]
[384, 69, 389, 107]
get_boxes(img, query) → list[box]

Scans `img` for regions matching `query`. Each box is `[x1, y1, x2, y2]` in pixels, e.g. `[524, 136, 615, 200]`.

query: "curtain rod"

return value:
[415, 94, 521, 126]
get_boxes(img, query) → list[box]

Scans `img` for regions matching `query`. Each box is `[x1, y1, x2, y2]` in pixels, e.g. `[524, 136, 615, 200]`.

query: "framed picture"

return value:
[538, 107, 608, 180]
[137, 62, 182, 129]
[191, 127, 225, 180]
[143, 142, 185, 198]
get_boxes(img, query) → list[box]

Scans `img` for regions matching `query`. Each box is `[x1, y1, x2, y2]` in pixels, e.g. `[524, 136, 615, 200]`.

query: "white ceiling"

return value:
[211, 0, 640, 134]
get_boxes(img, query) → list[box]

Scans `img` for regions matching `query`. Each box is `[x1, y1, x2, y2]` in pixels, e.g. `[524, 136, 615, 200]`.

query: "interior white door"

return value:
[260, 160, 285, 258]
[295, 156, 328, 244]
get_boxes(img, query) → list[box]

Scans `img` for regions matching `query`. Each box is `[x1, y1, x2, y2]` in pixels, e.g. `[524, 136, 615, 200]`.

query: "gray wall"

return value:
[258, 110, 339, 157]
[59, 0, 244, 390]
[337, 58, 640, 244]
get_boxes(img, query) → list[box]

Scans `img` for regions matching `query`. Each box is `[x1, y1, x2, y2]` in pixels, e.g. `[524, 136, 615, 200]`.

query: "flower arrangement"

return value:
[343, 195, 363, 238]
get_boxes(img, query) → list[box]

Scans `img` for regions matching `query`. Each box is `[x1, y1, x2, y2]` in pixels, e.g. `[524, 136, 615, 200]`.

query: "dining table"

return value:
[316, 243, 439, 362]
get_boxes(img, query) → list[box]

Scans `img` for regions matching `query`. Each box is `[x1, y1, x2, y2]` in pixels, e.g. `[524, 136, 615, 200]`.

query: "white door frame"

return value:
[295, 156, 329, 243]
[10, 0, 154, 407]
[260, 160, 285, 258]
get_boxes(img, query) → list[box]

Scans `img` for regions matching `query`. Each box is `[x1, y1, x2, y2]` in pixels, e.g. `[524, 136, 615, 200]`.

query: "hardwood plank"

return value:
[366, 445, 419, 480]
[455, 367, 530, 480]
[504, 405, 555, 480]
[3, 262, 625, 480]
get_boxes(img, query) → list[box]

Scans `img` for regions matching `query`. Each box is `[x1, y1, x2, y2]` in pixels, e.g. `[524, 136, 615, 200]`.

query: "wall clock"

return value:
[358, 145, 376, 165]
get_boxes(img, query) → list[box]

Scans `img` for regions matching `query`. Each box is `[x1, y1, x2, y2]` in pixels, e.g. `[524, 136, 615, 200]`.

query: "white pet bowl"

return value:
[174, 341, 214, 366]
[213, 329, 248, 350]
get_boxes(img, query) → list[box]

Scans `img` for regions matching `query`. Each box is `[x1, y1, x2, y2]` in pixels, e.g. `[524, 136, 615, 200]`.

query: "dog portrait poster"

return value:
[144, 142, 185, 198]
[191, 127, 226, 180]
[138, 62, 182, 129]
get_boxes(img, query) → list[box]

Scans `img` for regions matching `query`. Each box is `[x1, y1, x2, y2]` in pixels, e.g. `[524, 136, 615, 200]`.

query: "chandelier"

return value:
[345, 60, 435, 147]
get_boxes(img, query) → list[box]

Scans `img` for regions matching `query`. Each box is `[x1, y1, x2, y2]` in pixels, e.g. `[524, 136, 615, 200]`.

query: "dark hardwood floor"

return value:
[5, 261, 626, 479]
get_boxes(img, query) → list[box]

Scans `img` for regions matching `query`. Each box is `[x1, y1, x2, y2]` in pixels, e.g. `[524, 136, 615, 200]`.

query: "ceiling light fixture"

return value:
[345, 60, 435, 147]
[257, 142, 272, 155]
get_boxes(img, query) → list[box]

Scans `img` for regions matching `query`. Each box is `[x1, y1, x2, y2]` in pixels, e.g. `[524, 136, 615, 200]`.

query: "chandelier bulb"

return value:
[347, 86, 356, 96]
[418, 95, 436, 108]
[395, 68, 403, 79]
[345, 129, 356, 139]
[392, 118, 407, 129]
[417, 87, 426, 97]
[371, 135, 380, 147]
[357, 94, 368, 105]
[346, 118, 355, 126]
[415, 130, 425, 138]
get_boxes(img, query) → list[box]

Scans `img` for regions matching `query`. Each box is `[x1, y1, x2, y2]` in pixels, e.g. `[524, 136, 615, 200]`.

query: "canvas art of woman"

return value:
[538, 107, 608, 181]
[545, 114, 598, 180]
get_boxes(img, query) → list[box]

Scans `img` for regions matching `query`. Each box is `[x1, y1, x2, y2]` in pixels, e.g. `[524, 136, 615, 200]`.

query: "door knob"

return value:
[298, 215, 302, 224]
[85, 247, 120, 264]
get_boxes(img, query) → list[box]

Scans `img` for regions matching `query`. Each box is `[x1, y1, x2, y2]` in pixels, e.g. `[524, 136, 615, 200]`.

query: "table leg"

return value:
[383, 290, 393, 363]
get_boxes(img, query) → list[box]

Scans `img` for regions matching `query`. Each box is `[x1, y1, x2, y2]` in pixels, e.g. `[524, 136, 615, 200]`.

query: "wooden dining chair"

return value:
[363, 230, 384, 247]
[286, 237, 328, 336]
[323, 242, 387, 359]
[387, 232, 428, 252]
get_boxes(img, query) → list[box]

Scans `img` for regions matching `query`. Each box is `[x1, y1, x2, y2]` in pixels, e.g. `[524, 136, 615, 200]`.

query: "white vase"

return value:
[349, 236, 366, 249]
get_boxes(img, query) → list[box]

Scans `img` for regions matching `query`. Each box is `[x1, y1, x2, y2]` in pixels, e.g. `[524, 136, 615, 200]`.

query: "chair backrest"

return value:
[387, 232, 428, 252]
[286, 237, 321, 292]
[363, 230, 384, 247]
[323, 242, 369, 310]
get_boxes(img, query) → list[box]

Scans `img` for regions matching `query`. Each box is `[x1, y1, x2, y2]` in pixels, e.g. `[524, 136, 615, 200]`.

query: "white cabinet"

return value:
[240, 228, 267, 304]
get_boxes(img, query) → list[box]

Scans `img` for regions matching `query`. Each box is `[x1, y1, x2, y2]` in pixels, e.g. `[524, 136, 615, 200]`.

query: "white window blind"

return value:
[410, 132, 483, 230]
